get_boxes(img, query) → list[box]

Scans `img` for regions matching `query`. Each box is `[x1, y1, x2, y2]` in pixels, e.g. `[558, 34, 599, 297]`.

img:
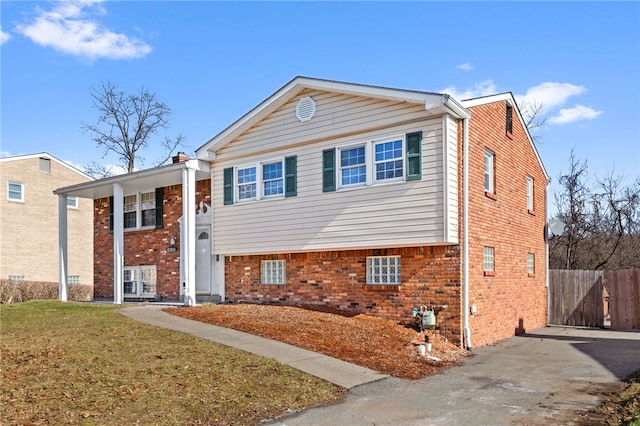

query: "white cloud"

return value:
[548, 105, 604, 125]
[441, 79, 497, 100]
[0, 27, 11, 45]
[16, 0, 151, 61]
[456, 62, 474, 71]
[516, 82, 586, 109]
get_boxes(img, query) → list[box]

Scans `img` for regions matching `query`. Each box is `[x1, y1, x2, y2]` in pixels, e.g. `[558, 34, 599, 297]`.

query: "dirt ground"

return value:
[164, 303, 469, 380]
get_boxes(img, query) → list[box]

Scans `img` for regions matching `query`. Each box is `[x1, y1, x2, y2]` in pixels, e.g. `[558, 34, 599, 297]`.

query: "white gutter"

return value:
[462, 117, 473, 350]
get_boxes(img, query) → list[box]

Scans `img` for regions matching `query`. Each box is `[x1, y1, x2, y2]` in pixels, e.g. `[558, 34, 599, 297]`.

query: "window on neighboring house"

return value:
[506, 103, 513, 135]
[366, 256, 401, 285]
[527, 176, 534, 211]
[484, 149, 495, 194]
[67, 196, 78, 209]
[124, 265, 157, 296]
[39, 157, 51, 173]
[224, 156, 297, 205]
[8, 182, 24, 202]
[483, 247, 495, 274]
[8, 275, 25, 281]
[324, 132, 421, 192]
[68, 275, 80, 284]
[261, 260, 286, 285]
[527, 253, 535, 275]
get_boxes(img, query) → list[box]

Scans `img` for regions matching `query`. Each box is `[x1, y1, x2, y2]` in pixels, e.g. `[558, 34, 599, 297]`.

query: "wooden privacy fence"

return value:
[549, 269, 640, 330]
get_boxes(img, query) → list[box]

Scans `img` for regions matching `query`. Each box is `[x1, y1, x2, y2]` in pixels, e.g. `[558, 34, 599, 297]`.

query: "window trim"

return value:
[527, 253, 535, 276]
[366, 255, 401, 285]
[261, 260, 286, 285]
[123, 191, 157, 230]
[7, 181, 24, 202]
[527, 175, 534, 213]
[483, 246, 495, 276]
[123, 265, 157, 296]
[67, 196, 78, 209]
[234, 157, 288, 203]
[484, 149, 495, 196]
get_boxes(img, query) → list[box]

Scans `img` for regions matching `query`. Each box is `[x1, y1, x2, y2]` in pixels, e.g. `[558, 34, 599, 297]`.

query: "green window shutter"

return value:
[322, 148, 336, 192]
[108, 196, 114, 233]
[223, 167, 234, 205]
[155, 187, 164, 229]
[406, 131, 422, 181]
[285, 155, 297, 197]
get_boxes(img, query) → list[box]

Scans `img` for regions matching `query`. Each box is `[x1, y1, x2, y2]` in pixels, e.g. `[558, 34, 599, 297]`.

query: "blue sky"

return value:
[1, 1, 639, 213]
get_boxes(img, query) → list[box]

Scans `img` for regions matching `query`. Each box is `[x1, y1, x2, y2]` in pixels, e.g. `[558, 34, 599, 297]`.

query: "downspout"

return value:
[462, 116, 473, 350]
[546, 178, 551, 325]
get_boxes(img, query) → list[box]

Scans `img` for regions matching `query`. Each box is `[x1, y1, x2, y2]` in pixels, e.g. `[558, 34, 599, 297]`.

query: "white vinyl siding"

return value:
[211, 91, 458, 255]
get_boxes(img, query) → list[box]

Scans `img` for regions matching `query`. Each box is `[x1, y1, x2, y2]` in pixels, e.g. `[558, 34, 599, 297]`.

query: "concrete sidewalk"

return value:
[120, 305, 387, 389]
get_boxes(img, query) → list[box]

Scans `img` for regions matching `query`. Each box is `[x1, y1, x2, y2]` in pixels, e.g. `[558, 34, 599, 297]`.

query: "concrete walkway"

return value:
[120, 305, 387, 389]
[121, 305, 640, 425]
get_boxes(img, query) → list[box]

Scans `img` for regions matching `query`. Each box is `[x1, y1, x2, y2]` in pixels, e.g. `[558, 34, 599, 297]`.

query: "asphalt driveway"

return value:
[265, 326, 640, 425]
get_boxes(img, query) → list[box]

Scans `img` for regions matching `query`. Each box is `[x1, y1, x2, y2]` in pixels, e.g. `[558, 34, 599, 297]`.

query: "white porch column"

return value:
[58, 194, 68, 302]
[182, 166, 197, 305]
[113, 184, 124, 304]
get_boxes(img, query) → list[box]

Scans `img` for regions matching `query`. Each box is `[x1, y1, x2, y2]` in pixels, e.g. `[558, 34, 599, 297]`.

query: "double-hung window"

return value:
[110, 189, 162, 232]
[340, 145, 366, 186]
[484, 149, 495, 194]
[124, 265, 157, 296]
[324, 131, 421, 192]
[8, 181, 24, 202]
[225, 156, 297, 204]
[366, 256, 401, 285]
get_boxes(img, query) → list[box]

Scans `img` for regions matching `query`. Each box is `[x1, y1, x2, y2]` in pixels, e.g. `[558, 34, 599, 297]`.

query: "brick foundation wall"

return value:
[463, 101, 548, 348]
[225, 245, 464, 344]
[93, 179, 211, 301]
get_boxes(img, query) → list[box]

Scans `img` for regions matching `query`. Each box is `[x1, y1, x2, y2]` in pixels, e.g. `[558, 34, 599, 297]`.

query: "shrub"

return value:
[0, 280, 93, 304]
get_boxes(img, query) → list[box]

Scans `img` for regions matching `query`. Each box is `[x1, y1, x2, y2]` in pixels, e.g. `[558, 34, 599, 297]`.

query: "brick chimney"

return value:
[172, 152, 190, 164]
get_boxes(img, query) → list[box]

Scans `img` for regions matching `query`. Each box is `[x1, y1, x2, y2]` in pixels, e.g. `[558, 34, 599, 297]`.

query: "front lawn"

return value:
[0, 301, 344, 425]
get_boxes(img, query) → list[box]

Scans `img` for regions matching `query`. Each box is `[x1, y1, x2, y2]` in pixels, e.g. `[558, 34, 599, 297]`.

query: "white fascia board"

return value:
[461, 92, 549, 181]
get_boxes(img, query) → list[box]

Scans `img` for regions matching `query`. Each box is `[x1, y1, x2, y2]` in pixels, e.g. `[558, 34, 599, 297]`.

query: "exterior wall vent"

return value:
[296, 96, 316, 122]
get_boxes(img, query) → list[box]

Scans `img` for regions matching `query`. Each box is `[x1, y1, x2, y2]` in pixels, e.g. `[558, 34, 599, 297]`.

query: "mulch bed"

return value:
[164, 303, 469, 380]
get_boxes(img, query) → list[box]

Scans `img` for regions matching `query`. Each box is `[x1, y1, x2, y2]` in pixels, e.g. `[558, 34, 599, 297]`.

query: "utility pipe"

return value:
[462, 116, 473, 350]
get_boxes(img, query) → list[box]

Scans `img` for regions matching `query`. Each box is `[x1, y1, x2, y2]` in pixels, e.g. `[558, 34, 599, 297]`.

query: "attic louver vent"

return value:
[296, 96, 316, 122]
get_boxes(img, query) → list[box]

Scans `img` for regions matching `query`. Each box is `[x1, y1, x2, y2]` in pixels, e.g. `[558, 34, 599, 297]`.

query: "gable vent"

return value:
[296, 96, 316, 122]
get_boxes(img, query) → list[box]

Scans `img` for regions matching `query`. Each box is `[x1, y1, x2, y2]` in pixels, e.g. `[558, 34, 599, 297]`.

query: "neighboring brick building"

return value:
[56, 77, 548, 349]
[0, 153, 93, 286]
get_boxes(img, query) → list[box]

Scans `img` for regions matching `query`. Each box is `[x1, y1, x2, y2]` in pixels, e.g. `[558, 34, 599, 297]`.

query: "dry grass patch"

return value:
[1, 301, 344, 425]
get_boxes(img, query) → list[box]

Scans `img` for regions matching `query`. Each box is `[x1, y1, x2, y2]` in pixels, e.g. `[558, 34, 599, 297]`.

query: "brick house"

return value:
[1, 153, 93, 290]
[56, 77, 548, 349]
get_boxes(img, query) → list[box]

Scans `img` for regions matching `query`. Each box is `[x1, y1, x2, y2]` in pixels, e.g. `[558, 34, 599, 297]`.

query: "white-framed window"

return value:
[123, 192, 156, 230]
[67, 196, 78, 209]
[366, 256, 401, 285]
[484, 149, 495, 194]
[261, 260, 286, 285]
[483, 247, 495, 273]
[7, 181, 24, 202]
[527, 176, 534, 211]
[527, 253, 535, 274]
[340, 145, 367, 186]
[262, 161, 284, 197]
[67, 275, 80, 284]
[124, 265, 157, 296]
[338, 136, 405, 189]
[8, 275, 25, 281]
[237, 166, 257, 200]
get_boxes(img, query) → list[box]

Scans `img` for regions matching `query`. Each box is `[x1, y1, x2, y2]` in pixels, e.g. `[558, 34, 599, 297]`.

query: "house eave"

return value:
[54, 159, 210, 199]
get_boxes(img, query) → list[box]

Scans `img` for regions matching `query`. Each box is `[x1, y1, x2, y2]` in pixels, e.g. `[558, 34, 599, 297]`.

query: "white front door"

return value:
[195, 226, 211, 294]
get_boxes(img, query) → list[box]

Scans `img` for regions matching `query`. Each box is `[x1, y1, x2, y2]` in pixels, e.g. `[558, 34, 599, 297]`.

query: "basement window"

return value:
[366, 256, 401, 285]
[261, 260, 286, 285]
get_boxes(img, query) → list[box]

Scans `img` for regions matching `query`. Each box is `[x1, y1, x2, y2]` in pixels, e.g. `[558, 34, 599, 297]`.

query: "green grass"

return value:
[1, 301, 345, 425]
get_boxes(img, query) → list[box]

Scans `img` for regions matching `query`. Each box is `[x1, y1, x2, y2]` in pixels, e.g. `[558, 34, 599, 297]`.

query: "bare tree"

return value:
[517, 100, 547, 143]
[81, 81, 184, 175]
[550, 149, 640, 270]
